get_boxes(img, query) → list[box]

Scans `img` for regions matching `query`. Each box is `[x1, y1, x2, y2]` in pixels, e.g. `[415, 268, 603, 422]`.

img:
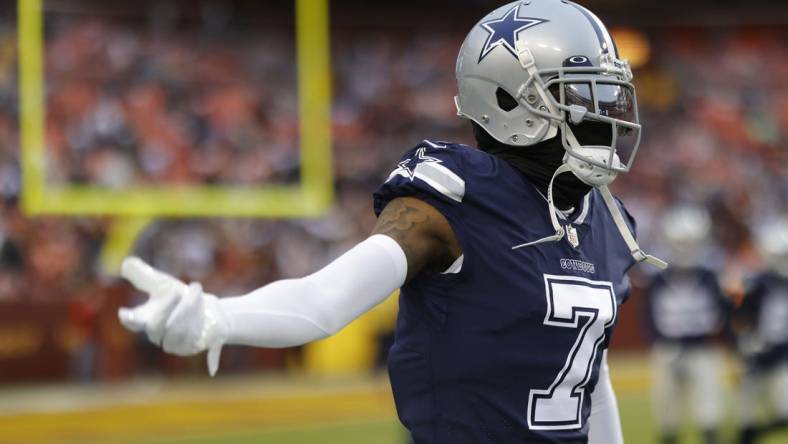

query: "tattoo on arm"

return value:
[372, 197, 460, 282]
[375, 199, 431, 266]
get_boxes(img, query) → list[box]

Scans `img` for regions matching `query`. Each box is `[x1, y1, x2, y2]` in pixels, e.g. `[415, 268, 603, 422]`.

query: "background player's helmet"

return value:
[754, 216, 788, 278]
[661, 205, 711, 268]
[455, 0, 639, 186]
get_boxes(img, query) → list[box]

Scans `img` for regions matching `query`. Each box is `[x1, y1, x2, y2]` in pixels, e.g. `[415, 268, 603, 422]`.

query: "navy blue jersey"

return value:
[373, 141, 637, 444]
[643, 267, 730, 346]
[736, 272, 788, 369]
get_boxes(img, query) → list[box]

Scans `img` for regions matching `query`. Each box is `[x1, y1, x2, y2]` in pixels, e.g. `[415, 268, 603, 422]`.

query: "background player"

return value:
[117, 1, 665, 443]
[644, 205, 731, 444]
[735, 217, 788, 444]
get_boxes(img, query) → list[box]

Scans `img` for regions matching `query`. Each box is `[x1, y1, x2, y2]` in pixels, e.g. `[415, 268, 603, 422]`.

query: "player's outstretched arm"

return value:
[117, 197, 460, 375]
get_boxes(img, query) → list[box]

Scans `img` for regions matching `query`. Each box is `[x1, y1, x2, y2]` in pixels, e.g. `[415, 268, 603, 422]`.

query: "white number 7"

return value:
[527, 275, 617, 431]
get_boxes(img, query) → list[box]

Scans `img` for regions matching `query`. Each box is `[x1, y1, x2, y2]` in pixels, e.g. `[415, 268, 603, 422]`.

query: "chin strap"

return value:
[598, 185, 668, 269]
[511, 165, 668, 270]
[512, 163, 573, 250]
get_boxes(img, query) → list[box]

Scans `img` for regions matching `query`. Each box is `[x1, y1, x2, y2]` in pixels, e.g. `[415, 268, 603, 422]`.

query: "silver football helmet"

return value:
[455, 0, 639, 186]
[754, 216, 788, 278]
[465, 1, 665, 269]
[660, 205, 712, 268]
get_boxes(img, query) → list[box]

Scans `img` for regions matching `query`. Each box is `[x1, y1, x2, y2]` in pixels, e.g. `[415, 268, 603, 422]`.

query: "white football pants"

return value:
[650, 343, 726, 432]
[738, 362, 788, 426]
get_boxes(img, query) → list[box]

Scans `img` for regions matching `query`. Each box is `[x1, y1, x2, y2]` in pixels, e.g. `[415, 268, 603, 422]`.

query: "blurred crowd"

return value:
[0, 8, 785, 382]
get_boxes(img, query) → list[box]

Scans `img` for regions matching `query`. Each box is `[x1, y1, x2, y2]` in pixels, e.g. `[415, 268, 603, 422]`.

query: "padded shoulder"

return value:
[374, 140, 472, 216]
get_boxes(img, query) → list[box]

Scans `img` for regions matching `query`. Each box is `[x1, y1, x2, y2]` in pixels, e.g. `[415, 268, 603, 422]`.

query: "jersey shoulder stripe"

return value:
[387, 158, 465, 202]
[383, 141, 467, 203]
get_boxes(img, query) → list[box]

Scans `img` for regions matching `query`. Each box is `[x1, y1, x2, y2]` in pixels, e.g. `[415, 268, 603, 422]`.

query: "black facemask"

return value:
[472, 122, 592, 211]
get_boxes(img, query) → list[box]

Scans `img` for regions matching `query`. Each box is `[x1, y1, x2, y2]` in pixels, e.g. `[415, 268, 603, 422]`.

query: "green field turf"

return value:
[3, 366, 788, 444]
[135, 397, 788, 444]
[129, 419, 406, 444]
[126, 393, 788, 444]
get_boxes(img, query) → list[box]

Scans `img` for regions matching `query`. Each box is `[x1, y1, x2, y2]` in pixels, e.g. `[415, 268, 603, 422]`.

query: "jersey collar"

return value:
[535, 187, 593, 226]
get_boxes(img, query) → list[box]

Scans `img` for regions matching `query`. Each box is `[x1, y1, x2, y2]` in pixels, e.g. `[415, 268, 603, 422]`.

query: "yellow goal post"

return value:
[18, 0, 334, 218]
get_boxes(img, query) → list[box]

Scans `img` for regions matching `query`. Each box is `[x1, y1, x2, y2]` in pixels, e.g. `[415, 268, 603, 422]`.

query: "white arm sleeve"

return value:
[219, 234, 407, 348]
[588, 352, 624, 444]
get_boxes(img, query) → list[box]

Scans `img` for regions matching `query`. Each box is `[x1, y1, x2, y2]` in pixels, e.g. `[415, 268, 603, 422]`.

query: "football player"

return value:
[117, 1, 665, 442]
[735, 217, 788, 444]
[644, 206, 731, 444]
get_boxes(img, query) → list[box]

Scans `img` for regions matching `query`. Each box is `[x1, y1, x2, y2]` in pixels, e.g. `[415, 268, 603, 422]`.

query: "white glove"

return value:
[118, 257, 229, 376]
[118, 235, 409, 375]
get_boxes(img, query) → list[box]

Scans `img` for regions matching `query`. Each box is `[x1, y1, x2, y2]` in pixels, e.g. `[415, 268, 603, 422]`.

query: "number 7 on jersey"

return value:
[528, 275, 617, 431]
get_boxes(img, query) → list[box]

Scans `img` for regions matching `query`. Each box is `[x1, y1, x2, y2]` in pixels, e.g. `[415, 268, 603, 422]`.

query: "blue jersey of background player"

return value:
[375, 140, 638, 443]
[736, 272, 788, 443]
[734, 218, 788, 444]
[644, 266, 730, 346]
[642, 206, 729, 444]
[736, 272, 788, 371]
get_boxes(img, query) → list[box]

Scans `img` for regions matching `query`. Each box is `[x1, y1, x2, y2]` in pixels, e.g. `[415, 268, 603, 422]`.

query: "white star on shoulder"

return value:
[396, 147, 442, 180]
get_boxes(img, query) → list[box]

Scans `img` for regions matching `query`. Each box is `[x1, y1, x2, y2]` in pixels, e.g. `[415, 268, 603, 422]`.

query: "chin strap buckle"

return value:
[631, 248, 669, 270]
[599, 185, 668, 270]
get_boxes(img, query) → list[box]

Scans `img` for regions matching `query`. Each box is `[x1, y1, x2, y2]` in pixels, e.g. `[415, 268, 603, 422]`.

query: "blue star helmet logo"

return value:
[478, 3, 548, 63]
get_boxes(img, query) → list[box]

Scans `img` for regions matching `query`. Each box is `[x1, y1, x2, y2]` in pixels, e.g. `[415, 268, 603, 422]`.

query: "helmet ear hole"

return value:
[496, 88, 518, 112]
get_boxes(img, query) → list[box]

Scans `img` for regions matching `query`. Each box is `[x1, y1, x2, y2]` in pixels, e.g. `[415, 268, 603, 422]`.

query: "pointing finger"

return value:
[121, 257, 184, 296]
